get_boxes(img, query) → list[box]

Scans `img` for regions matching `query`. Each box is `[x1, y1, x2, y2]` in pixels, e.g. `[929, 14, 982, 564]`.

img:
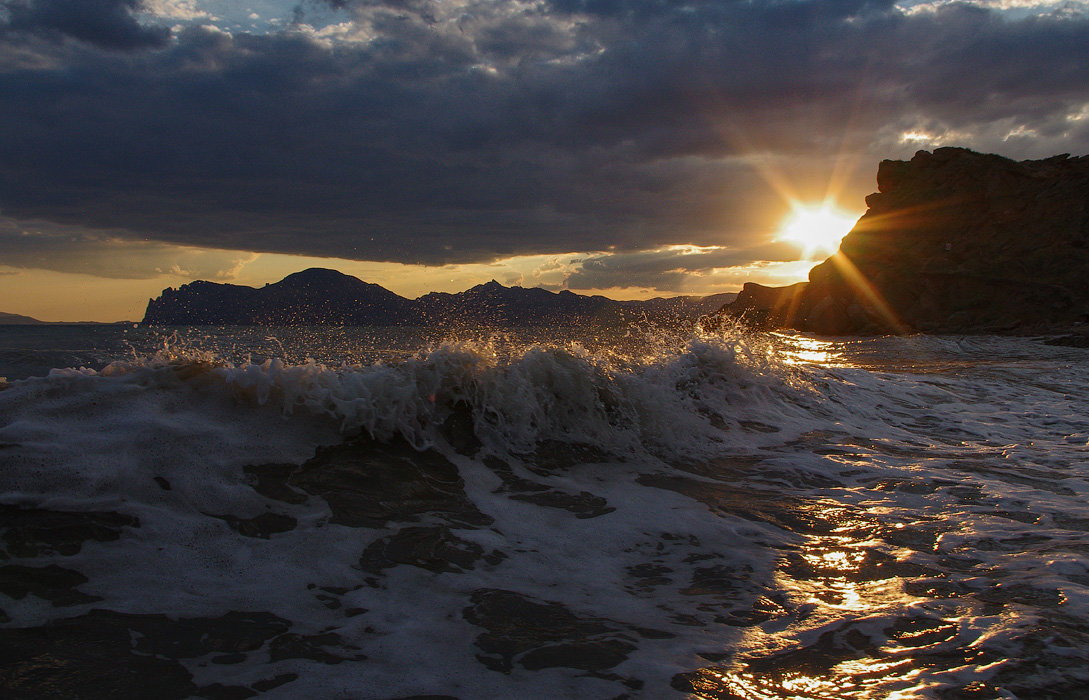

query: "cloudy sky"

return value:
[2, 0, 1088, 320]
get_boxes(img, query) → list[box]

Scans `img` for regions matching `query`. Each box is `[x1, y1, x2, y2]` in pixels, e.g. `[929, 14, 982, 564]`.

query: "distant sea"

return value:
[1, 322, 1088, 698]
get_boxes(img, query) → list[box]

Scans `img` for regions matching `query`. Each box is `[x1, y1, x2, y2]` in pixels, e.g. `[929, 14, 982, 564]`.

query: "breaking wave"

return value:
[3, 324, 1089, 698]
[25, 325, 821, 462]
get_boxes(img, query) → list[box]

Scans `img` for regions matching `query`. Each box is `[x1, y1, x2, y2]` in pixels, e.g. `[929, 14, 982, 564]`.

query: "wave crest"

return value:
[76, 327, 816, 460]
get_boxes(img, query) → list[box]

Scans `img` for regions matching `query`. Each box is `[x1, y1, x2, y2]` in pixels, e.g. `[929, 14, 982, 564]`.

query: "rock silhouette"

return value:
[143, 268, 735, 327]
[723, 148, 1089, 334]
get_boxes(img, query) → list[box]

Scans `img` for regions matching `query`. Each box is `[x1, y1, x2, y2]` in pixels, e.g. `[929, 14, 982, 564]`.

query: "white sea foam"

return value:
[15, 326, 818, 461]
[1, 328, 1088, 697]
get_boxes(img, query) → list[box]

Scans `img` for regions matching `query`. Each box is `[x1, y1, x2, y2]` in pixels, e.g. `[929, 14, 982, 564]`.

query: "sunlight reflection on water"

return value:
[774, 334, 845, 367]
[673, 487, 1012, 700]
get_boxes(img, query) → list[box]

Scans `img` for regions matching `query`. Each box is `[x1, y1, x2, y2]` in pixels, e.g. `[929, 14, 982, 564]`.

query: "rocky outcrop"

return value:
[416, 281, 620, 326]
[143, 268, 737, 326]
[724, 148, 1089, 334]
[143, 268, 413, 325]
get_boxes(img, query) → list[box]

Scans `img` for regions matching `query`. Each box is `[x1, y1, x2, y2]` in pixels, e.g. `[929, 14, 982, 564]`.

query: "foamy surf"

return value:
[1, 325, 1088, 698]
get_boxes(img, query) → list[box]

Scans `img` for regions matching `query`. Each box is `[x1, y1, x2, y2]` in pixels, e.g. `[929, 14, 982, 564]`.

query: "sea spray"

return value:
[2, 325, 1088, 697]
[188, 326, 819, 460]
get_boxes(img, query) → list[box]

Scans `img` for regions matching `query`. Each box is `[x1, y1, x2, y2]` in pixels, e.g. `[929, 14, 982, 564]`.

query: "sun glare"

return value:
[778, 203, 858, 259]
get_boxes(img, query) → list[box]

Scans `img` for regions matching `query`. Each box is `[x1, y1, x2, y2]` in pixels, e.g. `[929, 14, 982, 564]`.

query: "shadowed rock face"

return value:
[723, 148, 1089, 335]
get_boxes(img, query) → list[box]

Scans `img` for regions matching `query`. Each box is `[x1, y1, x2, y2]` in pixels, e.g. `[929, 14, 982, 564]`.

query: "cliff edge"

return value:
[723, 147, 1089, 335]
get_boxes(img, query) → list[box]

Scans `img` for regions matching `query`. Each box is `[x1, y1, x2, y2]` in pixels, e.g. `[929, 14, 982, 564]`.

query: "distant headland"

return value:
[141, 269, 736, 327]
[0, 312, 43, 325]
[720, 147, 1089, 337]
[0, 312, 130, 326]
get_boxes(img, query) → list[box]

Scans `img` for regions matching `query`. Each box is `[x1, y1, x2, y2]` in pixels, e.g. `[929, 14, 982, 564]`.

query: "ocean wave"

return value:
[3, 328, 1089, 697]
[4, 325, 822, 464]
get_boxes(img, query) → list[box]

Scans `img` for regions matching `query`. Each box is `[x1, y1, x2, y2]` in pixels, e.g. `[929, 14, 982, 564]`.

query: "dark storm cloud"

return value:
[1, 0, 1089, 275]
[1, 0, 169, 50]
[0, 216, 254, 279]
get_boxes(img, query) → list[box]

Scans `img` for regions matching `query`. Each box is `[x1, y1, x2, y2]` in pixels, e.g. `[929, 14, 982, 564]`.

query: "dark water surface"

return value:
[1, 325, 1087, 698]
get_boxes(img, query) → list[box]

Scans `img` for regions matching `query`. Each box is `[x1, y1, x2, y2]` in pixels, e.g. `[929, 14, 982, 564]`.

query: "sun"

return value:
[777, 202, 858, 259]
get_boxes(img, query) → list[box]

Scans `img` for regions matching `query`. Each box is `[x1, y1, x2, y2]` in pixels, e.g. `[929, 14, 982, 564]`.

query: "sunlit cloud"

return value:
[898, 128, 976, 148]
[560, 244, 806, 294]
[140, 0, 210, 22]
[898, 0, 1089, 17]
[1003, 124, 1039, 140]
[1068, 103, 1089, 121]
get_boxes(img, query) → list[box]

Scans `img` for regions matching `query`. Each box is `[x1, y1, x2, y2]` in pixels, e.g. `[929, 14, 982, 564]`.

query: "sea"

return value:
[1, 321, 1088, 699]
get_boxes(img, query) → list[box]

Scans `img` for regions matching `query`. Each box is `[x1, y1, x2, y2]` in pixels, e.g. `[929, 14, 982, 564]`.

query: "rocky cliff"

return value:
[724, 147, 1089, 335]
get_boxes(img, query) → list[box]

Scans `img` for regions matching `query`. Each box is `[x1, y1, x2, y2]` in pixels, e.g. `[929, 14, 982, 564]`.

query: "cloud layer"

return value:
[0, 215, 257, 279]
[2, 0, 1088, 287]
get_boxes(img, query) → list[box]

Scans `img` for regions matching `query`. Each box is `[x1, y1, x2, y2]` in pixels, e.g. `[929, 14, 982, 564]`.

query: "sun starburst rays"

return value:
[778, 203, 859, 259]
